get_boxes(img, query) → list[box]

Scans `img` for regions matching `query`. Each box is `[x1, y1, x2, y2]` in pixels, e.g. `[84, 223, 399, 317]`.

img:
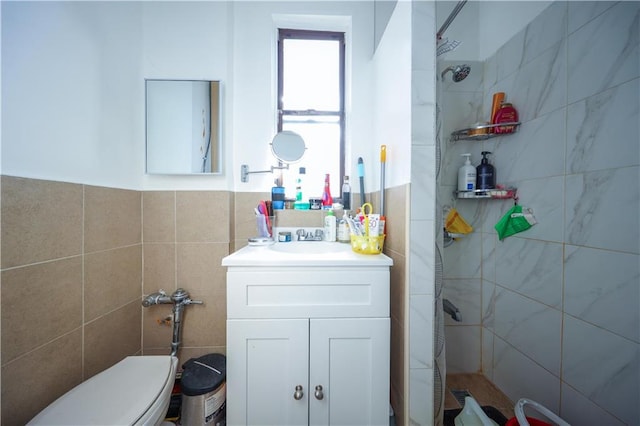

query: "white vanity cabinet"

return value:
[222, 244, 392, 426]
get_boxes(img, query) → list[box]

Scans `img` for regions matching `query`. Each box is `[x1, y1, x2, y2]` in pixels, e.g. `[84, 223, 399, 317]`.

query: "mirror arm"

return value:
[241, 163, 290, 183]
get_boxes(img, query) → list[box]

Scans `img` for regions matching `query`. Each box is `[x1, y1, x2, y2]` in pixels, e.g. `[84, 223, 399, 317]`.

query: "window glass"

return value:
[278, 29, 345, 201]
[282, 39, 340, 111]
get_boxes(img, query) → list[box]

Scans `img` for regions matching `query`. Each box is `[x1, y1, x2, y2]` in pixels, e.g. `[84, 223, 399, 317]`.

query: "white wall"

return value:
[436, 1, 551, 61]
[2, 1, 376, 192]
[140, 1, 231, 190]
[2, 2, 144, 189]
[372, 0, 412, 189]
[230, 1, 375, 193]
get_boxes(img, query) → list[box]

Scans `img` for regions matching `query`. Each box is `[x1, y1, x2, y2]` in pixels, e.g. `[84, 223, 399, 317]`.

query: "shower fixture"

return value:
[441, 64, 471, 82]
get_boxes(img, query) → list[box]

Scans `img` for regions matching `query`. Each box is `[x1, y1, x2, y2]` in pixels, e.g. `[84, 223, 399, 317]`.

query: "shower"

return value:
[441, 64, 471, 82]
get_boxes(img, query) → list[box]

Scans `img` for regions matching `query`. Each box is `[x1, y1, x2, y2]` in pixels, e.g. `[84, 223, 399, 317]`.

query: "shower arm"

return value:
[437, 0, 467, 40]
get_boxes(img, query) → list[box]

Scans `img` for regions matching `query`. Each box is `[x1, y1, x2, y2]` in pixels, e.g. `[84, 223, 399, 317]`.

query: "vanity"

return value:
[222, 241, 393, 426]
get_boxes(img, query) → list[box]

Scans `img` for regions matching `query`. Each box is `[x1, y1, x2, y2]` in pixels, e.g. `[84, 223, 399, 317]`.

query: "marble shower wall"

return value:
[440, 2, 638, 425]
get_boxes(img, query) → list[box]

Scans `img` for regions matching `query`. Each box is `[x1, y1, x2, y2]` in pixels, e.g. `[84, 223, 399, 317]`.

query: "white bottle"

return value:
[324, 210, 337, 242]
[458, 153, 476, 192]
[337, 210, 350, 243]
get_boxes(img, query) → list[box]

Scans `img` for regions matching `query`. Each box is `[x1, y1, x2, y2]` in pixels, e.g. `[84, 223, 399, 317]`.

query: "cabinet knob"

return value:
[293, 385, 304, 400]
[314, 385, 324, 400]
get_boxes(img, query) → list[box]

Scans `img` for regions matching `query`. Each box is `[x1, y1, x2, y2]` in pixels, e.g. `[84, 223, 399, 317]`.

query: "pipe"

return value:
[437, 0, 467, 40]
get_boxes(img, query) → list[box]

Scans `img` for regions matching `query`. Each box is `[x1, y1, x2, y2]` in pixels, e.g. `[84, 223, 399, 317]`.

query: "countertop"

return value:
[222, 240, 393, 267]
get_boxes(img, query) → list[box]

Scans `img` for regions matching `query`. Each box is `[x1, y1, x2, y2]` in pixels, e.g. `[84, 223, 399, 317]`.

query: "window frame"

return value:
[277, 28, 346, 185]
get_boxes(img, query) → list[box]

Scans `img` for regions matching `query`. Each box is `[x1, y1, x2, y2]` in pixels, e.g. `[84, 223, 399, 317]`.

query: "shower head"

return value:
[441, 64, 471, 82]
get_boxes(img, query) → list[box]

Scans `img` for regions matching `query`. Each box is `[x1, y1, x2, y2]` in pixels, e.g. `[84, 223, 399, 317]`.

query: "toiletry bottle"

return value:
[457, 154, 476, 192]
[493, 102, 518, 134]
[322, 174, 333, 209]
[272, 186, 285, 210]
[341, 176, 352, 210]
[489, 92, 505, 132]
[476, 151, 495, 190]
[293, 167, 309, 210]
[324, 209, 337, 241]
[337, 210, 350, 243]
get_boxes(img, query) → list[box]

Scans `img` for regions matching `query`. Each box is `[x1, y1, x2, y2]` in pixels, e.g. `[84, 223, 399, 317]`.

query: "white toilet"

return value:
[28, 355, 178, 425]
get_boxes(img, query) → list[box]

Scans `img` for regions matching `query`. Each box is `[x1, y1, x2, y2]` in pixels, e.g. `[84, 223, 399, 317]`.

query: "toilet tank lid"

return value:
[28, 355, 177, 425]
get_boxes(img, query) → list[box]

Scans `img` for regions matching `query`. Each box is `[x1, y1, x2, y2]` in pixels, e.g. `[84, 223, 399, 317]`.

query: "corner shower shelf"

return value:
[455, 187, 517, 200]
[451, 122, 521, 141]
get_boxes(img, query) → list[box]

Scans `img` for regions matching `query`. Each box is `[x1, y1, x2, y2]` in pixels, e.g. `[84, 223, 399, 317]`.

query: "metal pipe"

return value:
[437, 0, 467, 40]
[142, 288, 203, 356]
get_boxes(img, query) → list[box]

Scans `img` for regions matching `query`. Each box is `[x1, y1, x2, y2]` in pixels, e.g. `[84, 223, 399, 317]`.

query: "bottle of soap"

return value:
[324, 209, 337, 242]
[457, 154, 476, 192]
[476, 151, 495, 190]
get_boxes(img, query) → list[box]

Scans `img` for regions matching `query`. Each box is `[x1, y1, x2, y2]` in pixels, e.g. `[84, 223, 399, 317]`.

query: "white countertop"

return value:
[222, 240, 393, 267]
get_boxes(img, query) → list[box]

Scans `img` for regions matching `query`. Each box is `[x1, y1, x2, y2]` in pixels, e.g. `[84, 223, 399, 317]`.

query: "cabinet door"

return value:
[309, 318, 390, 426]
[227, 319, 309, 426]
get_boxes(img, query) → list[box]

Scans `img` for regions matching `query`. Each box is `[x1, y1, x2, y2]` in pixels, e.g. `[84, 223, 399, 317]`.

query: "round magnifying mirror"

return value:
[271, 131, 306, 163]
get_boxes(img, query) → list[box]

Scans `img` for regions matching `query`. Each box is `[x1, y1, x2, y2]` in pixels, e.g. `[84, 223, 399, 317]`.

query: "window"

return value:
[277, 29, 345, 200]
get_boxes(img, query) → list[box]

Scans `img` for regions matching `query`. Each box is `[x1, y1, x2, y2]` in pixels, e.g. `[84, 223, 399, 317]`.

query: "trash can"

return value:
[181, 353, 226, 426]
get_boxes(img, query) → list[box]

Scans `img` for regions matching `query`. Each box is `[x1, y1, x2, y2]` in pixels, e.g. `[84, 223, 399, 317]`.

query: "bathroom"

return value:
[0, 1, 638, 426]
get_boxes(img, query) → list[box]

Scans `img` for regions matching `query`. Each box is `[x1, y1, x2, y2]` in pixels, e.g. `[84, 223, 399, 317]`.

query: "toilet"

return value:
[28, 355, 178, 425]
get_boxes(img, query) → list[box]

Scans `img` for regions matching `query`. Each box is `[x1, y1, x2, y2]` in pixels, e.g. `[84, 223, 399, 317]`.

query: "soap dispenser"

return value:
[476, 151, 495, 190]
[457, 154, 476, 192]
[324, 209, 337, 242]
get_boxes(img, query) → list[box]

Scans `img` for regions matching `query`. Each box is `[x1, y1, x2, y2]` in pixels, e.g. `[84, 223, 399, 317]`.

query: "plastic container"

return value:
[342, 176, 352, 210]
[181, 353, 226, 426]
[324, 210, 337, 241]
[350, 235, 385, 254]
[454, 396, 498, 426]
[458, 153, 476, 192]
[505, 398, 570, 426]
[476, 151, 495, 190]
[493, 102, 519, 134]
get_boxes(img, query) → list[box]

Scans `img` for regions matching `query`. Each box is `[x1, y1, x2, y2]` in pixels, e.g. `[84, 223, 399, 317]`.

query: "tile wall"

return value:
[141, 190, 232, 362]
[439, 2, 639, 425]
[1, 182, 410, 425]
[1, 177, 142, 426]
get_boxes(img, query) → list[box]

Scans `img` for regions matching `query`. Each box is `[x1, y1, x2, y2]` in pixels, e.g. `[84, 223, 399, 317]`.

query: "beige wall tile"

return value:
[274, 209, 325, 228]
[234, 192, 268, 240]
[143, 191, 175, 243]
[390, 315, 406, 426]
[390, 254, 406, 325]
[1, 330, 82, 426]
[177, 243, 228, 347]
[85, 185, 141, 253]
[1, 176, 82, 268]
[1, 257, 82, 362]
[142, 303, 174, 353]
[84, 301, 141, 379]
[176, 191, 230, 243]
[384, 185, 408, 254]
[84, 245, 142, 321]
[143, 243, 176, 294]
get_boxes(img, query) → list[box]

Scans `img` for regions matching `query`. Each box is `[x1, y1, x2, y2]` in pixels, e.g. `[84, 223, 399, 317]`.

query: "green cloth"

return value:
[495, 204, 535, 240]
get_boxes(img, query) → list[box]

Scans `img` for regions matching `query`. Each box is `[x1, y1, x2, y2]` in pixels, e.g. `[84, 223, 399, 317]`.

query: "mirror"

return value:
[240, 131, 306, 183]
[271, 130, 306, 163]
[145, 79, 222, 174]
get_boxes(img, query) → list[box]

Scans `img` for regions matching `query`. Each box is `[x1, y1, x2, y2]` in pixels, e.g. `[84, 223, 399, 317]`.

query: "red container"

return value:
[493, 102, 518, 134]
[506, 417, 551, 426]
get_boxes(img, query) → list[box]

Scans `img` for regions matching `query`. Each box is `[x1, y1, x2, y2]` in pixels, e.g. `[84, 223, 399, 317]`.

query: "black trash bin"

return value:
[181, 353, 226, 426]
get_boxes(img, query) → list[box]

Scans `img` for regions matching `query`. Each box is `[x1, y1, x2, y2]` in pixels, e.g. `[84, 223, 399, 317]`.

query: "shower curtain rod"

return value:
[436, 0, 467, 40]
